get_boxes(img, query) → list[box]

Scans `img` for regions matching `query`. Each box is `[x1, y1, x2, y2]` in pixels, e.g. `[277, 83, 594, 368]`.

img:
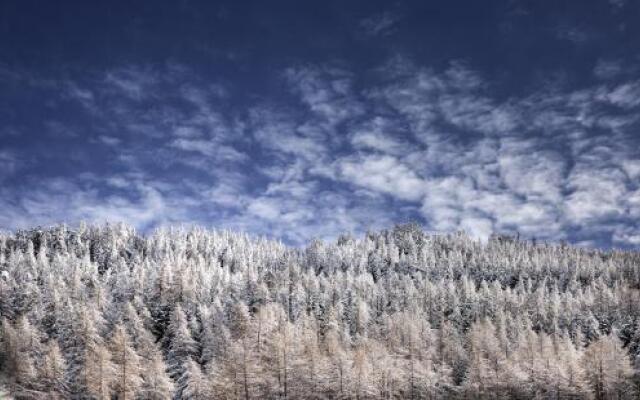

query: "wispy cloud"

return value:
[0, 151, 21, 181]
[360, 11, 402, 37]
[609, 0, 626, 10]
[285, 66, 364, 127]
[0, 176, 193, 231]
[1, 56, 639, 247]
[336, 154, 426, 202]
[593, 59, 625, 80]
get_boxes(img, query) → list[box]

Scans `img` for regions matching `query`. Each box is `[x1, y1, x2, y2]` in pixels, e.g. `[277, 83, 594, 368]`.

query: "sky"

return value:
[1, 0, 639, 248]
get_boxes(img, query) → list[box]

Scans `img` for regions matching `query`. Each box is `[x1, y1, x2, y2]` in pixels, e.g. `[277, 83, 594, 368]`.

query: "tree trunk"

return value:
[242, 338, 250, 400]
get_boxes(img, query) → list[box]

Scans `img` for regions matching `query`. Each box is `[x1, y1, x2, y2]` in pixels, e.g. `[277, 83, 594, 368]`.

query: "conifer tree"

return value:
[140, 353, 175, 400]
[165, 304, 198, 384]
[84, 342, 116, 400]
[0, 224, 639, 399]
[179, 359, 211, 399]
[583, 333, 634, 400]
[37, 340, 68, 399]
[109, 324, 144, 400]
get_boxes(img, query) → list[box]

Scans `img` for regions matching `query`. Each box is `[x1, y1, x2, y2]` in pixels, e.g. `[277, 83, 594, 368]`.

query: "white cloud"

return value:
[0, 176, 197, 232]
[0, 151, 20, 180]
[98, 135, 121, 146]
[598, 81, 640, 109]
[174, 126, 202, 138]
[248, 198, 282, 221]
[337, 154, 426, 201]
[459, 217, 494, 242]
[4, 59, 640, 248]
[498, 139, 566, 202]
[170, 138, 247, 162]
[104, 67, 159, 101]
[373, 60, 520, 138]
[360, 11, 401, 37]
[250, 106, 329, 162]
[366, 58, 640, 245]
[554, 25, 590, 44]
[621, 160, 640, 181]
[285, 66, 364, 126]
[613, 228, 640, 246]
[564, 167, 627, 224]
[594, 59, 624, 80]
[350, 117, 414, 155]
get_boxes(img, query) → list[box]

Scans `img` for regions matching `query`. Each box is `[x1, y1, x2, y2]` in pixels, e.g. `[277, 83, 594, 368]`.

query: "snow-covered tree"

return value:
[583, 333, 634, 400]
[37, 340, 68, 398]
[109, 324, 144, 400]
[0, 223, 639, 399]
[140, 353, 175, 400]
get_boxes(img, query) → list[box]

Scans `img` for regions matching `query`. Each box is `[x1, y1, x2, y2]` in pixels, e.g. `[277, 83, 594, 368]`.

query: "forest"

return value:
[1, 223, 640, 399]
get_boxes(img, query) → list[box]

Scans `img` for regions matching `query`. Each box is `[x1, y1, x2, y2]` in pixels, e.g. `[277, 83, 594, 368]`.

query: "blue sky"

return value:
[1, 0, 639, 248]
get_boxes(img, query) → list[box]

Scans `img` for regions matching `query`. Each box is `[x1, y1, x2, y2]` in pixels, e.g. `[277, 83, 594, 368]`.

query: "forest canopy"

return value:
[1, 223, 640, 399]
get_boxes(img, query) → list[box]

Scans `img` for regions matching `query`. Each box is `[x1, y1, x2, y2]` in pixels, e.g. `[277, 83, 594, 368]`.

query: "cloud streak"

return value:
[1, 56, 639, 248]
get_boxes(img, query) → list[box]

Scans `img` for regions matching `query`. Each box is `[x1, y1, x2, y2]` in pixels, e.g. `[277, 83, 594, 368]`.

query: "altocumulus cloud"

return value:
[1, 56, 639, 248]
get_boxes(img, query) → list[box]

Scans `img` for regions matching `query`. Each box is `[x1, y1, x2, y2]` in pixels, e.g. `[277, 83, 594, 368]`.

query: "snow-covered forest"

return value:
[1, 223, 640, 399]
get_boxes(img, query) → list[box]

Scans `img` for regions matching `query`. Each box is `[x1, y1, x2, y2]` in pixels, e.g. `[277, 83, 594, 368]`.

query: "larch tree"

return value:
[109, 323, 144, 400]
[323, 306, 350, 398]
[36, 340, 68, 398]
[165, 304, 198, 378]
[583, 333, 634, 400]
[228, 301, 264, 400]
[556, 333, 589, 398]
[1, 224, 640, 399]
[8, 316, 42, 395]
[140, 353, 175, 400]
[179, 358, 211, 400]
[124, 301, 161, 361]
[465, 318, 507, 397]
[84, 341, 116, 400]
[67, 306, 112, 397]
[1, 317, 37, 395]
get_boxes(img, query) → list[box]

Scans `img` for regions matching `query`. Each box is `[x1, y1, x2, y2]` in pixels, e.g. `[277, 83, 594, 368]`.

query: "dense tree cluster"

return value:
[1, 223, 640, 399]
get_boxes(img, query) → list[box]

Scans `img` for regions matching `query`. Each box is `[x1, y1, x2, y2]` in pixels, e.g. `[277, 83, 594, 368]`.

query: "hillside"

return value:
[1, 223, 640, 399]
